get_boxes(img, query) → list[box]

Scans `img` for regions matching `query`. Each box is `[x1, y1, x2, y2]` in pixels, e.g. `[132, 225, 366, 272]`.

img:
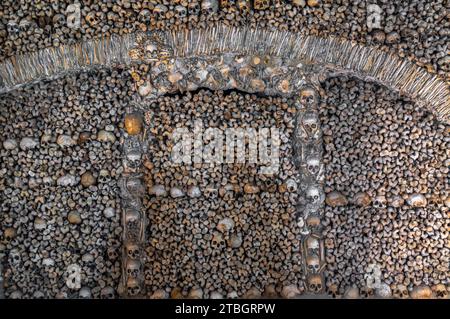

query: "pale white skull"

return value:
[301, 111, 320, 138]
[201, 0, 219, 14]
[79, 287, 92, 299]
[175, 5, 187, 18]
[306, 185, 322, 204]
[305, 155, 321, 175]
[305, 235, 320, 255]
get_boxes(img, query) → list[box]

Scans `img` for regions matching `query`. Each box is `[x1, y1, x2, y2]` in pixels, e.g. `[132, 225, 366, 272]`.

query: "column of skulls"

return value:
[119, 101, 147, 298]
[293, 86, 326, 295]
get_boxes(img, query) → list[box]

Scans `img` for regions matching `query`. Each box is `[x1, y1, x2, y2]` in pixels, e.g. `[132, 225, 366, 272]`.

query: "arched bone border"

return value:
[0, 25, 448, 123]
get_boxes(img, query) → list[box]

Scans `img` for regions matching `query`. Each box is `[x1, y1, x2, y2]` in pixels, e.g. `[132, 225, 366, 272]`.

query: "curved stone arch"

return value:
[0, 25, 448, 123]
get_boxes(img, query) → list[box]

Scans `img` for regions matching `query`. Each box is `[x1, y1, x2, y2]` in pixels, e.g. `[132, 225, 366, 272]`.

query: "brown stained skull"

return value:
[237, 0, 251, 12]
[85, 12, 101, 27]
[125, 208, 140, 225]
[126, 278, 141, 296]
[391, 284, 409, 299]
[307, 274, 324, 293]
[432, 284, 448, 299]
[306, 254, 321, 273]
[125, 259, 141, 279]
[254, 0, 271, 10]
[125, 242, 140, 260]
[153, 4, 168, 18]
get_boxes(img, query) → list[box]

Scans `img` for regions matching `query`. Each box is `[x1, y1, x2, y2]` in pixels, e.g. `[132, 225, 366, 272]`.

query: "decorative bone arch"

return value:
[0, 24, 448, 298]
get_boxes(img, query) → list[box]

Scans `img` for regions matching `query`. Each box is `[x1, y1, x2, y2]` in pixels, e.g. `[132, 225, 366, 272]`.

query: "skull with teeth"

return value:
[306, 254, 321, 273]
[391, 284, 409, 299]
[373, 195, 387, 208]
[307, 274, 324, 293]
[175, 5, 188, 18]
[305, 154, 321, 176]
[125, 242, 140, 260]
[126, 278, 141, 296]
[126, 259, 141, 279]
[300, 111, 320, 140]
[299, 86, 319, 108]
[201, 0, 219, 15]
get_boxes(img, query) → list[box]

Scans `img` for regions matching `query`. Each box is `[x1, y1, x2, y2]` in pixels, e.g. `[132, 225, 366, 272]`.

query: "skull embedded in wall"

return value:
[175, 5, 188, 18]
[125, 242, 140, 260]
[254, 0, 271, 10]
[305, 154, 321, 176]
[127, 278, 141, 296]
[66, 3, 81, 29]
[431, 284, 448, 299]
[299, 86, 319, 108]
[306, 254, 321, 273]
[153, 4, 169, 19]
[373, 195, 387, 208]
[100, 287, 115, 299]
[307, 274, 324, 293]
[305, 184, 324, 206]
[188, 1, 201, 15]
[138, 9, 152, 23]
[125, 208, 140, 226]
[298, 110, 320, 141]
[237, 0, 251, 12]
[391, 284, 409, 299]
[201, 0, 219, 15]
[305, 235, 320, 255]
[126, 259, 141, 279]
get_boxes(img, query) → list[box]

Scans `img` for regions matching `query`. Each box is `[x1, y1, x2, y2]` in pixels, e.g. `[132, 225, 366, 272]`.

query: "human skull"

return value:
[301, 111, 320, 139]
[373, 195, 387, 208]
[307, 274, 323, 293]
[125, 176, 145, 196]
[66, 3, 81, 29]
[305, 235, 320, 255]
[6, 20, 19, 35]
[79, 287, 92, 299]
[188, 1, 201, 15]
[138, 9, 152, 23]
[85, 12, 100, 27]
[175, 5, 188, 18]
[254, 0, 271, 10]
[360, 286, 375, 298]
[127, 278, 141, 296]
[237, 0, 251, 12]
[153, 4, 169, 18]
[100, 286, 115, 299]
[8, 249, 21, 265]
[125, 208, 140, 225]
[201, 0, 219, 14]
[391, 284, 409, 299]
[305, 155, 321, 175]
[299, 87, 318, 107]
[431, 284, 448, 299]
[327, 284, 341, 298]
[125, 242, 140, 260]
[126, 259, 141, 279]
[306, 215, 321, 232]
[305, 185, 323, 205]
[306, 254, 321, 273]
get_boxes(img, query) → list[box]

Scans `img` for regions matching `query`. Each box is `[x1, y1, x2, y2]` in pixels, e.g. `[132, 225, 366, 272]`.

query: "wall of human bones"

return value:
[0, 0, 449, 299]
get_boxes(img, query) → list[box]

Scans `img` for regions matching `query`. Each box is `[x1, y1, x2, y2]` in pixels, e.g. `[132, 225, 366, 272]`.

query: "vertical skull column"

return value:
[120, 102, 146, 297]
[293, 86, 326, 295]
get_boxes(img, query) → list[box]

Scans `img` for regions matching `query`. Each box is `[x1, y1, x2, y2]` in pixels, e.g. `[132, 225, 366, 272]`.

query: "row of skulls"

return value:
[120, 108, 147, 297]
[150, 1, 274, 20]
[293, 86, 326, 294]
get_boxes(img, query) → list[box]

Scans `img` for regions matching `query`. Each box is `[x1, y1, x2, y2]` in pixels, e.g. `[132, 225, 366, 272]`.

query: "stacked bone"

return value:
[0, 68, 131, 298]
[141, 89, 305, 299]
[320, 76, 449, 299]
[293, 86, 326, 294]
[0, 1, 447, 78]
